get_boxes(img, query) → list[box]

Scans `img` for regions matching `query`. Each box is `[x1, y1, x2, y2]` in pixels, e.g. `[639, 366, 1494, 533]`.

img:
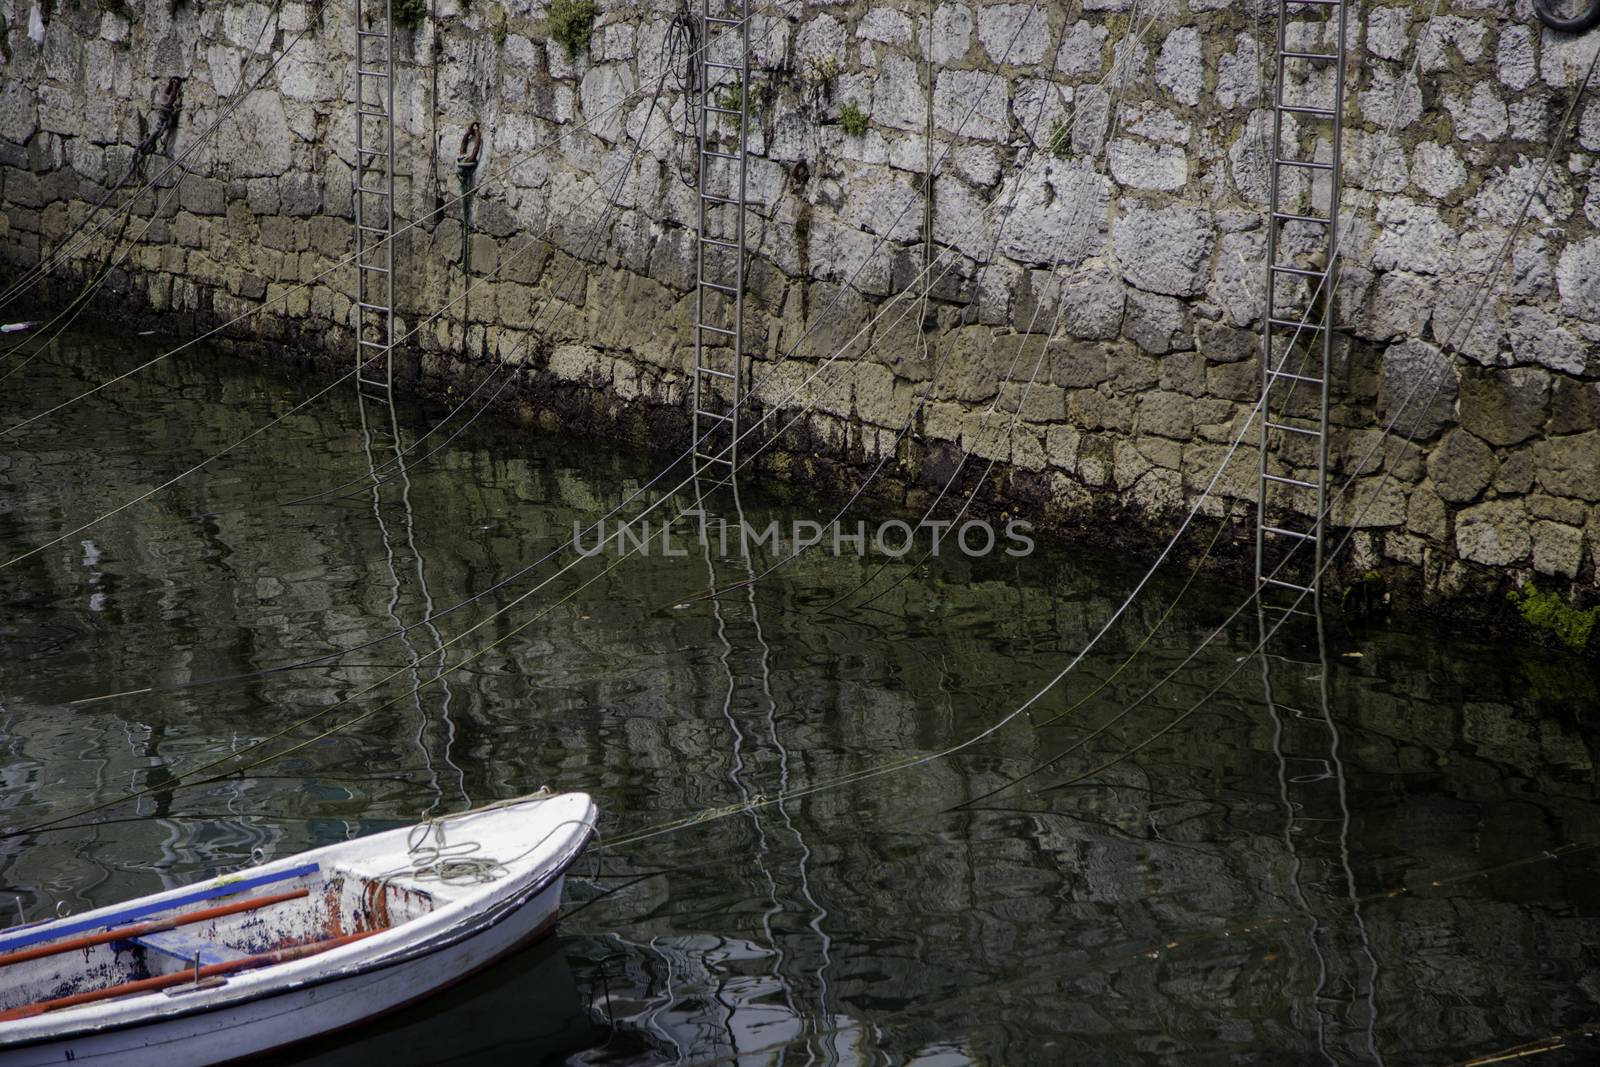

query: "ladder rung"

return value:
[1270, 263, 1324, 278]
[1264, 472, 1319, 490]
[357, 301, 389, 312]
[696, 410, 734, 423]
[358, 263, 390, 273]
[700, 193, 744, 206]
[1266, 420, 1321, 437]
[358, 338, 390, 348]
[694, 451, 735, 464]
[1261, 602, 1316, 618]
[1284, 0, 1342, 6]
[1281, 49, 1339, 62]
[701, 148, 741, 161]
[357, 30, 391, 37]
[357, 148, 388, 157]
[1278, 103, 1338, 119]
[357, 68, 390, 77]
[697, 324, 736, 337]
[697, 367, 735, 379]
[357, 108, 389, 118]
[699, 279, 737, 294]
[704, 61, 743, 71]
[1267, 367, 1323, 385]
[356, 187, 392, 197]
[704, 15, 743, 25]
[1271, 210, 1331, 226]
[1274, 157, 1333, 171]
[1262, 577, 1317, 594]
[703, 106, 743, 117]
[699, 235, 738, 248]
[1264, 524, 1317, 542]
[1267, 316, 1327, 332]
[358, 223, 389, 234]
[358, 377, 390, 389]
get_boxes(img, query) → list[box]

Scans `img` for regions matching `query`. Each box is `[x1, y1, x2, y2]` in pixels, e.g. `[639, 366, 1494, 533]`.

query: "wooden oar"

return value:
[0, 889, 308, 970]
[0, 929, 381, 1021]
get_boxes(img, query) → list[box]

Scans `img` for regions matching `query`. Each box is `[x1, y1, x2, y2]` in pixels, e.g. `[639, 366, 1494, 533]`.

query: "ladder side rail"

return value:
[1313, 0, 1349, 594]
[1256, 0, 1292, 591]
[730, 0, 750, 468]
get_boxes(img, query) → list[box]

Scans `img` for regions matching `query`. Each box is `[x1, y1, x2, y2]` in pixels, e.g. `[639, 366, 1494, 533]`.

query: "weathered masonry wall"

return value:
[2, 0, 1600, 622]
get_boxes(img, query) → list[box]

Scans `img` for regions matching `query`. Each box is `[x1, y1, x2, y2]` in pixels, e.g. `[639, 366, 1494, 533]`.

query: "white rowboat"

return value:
[0, 792, 597, 1066]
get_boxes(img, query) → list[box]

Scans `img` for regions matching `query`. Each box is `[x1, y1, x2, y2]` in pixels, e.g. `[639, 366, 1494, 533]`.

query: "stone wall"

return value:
[2, 0, 1600, 627]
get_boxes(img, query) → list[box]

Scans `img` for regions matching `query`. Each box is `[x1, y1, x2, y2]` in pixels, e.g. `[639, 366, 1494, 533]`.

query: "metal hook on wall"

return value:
[455, 122, 482, 195]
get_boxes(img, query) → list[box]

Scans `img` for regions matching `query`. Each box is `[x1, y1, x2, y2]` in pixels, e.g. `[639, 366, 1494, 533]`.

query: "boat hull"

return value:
[0, 872, 566, 1067]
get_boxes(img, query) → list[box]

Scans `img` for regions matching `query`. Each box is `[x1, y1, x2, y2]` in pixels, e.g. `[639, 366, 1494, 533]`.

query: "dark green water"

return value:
[3, 328, 1599, 1065]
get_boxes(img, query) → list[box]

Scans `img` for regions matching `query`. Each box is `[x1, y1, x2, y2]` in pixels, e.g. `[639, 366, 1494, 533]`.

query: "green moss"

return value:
[1508, 582, 1600, 652]
[1047, 120, 1070, 159]
[493, 11, 508, 46]
[839, 101, 868, 137]
[549, 0, 596, 59]
[392, 0, 427, 30]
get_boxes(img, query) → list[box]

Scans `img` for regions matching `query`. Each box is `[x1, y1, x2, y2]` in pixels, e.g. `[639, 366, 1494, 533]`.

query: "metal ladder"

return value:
[354, 0, 396, 400]
[1255, 0, 1349, 615]
[691, 0, 751, 477]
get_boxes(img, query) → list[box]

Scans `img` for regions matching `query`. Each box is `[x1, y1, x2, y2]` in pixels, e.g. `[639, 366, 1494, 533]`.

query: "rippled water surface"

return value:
[4, 328, 1600, 1065]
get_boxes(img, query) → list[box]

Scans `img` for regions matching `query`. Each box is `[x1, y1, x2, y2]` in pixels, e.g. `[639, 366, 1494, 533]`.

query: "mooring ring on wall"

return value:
[456, 122, 482, 172]
[1534, 0, 1600, 34]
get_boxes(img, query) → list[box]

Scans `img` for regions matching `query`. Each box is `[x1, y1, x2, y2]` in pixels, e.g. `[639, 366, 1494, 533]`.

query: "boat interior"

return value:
[0, 860, 441, 1020]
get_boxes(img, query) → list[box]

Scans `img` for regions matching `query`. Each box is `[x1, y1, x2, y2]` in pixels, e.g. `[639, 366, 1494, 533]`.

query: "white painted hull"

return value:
[0, 793, 596, 1066]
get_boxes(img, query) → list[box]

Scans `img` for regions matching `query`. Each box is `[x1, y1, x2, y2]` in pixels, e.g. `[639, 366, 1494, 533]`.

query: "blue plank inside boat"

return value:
[0, 863, 319, 953]
[126, 928, 248, 967]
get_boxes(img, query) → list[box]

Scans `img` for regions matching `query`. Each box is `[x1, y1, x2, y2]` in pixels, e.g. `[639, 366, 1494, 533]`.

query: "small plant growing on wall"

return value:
[839, 102, 868, 137]
[713, 80, 768, 131]
[1046, 120, 1069, 159]
[549, 0, 596, 59]
[493, 11, 508, 46]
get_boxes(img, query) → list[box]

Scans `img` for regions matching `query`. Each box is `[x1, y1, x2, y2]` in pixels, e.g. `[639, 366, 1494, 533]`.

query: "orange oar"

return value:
[0, 929, 381, 1021]
[0, 889, 309, 970]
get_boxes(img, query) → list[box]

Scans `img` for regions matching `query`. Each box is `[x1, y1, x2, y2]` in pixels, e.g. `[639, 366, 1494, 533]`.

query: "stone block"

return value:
[1457, 366, 1550, 447]
[1123, 289, 1188, 354]
[1455, 499, 1531, 566]
[1556, 236, 1600, 323]
[1154, 26, 1203, 107]
[1426, 429, 1495, 504]
[1056, 20, 1108, 77]
[933, 70, 1009, 141]
[1114, 201, 1213, 297]
[978, 5, 1050, 66]
[1532, 520, 1584, 579]
[1534, 432, 1600, 502]
[1377, 339, 1457, 442]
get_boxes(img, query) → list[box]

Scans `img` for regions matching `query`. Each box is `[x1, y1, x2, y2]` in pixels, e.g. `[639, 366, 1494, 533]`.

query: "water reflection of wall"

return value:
[1, 336, 1598, 1061]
